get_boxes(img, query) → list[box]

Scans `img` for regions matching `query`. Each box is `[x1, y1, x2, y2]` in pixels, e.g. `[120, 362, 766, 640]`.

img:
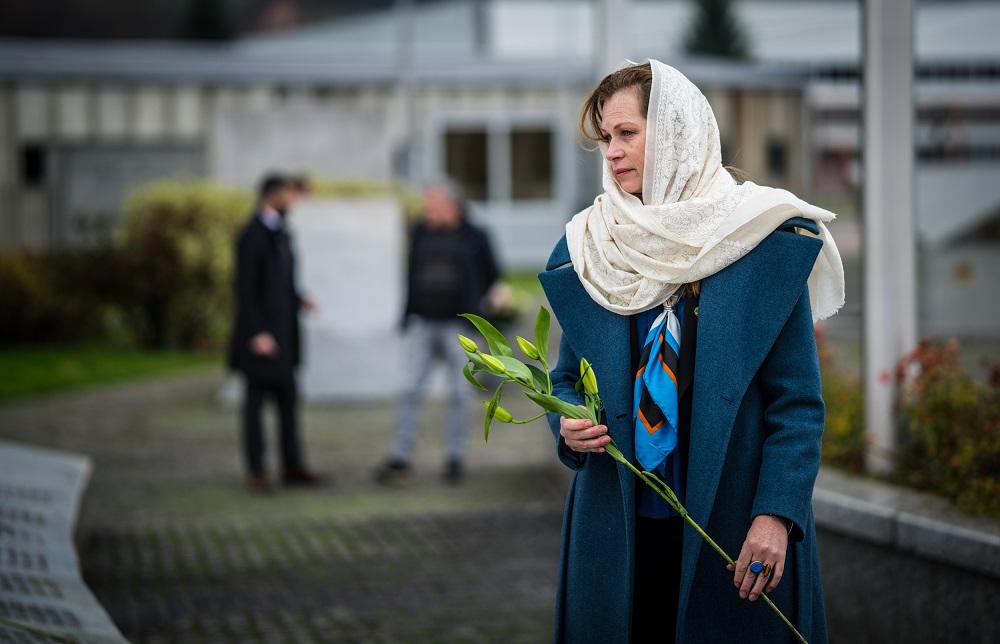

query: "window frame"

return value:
[429, 110, 563, 206]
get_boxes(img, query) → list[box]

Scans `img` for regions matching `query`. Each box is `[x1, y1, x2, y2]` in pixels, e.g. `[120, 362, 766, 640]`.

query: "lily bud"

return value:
[580, 357, 599, 395]
[481, 354, 507, 374]
[457, 335, 479, 353]
[516, 336, 540, 360]
[484, 401, 514, 423]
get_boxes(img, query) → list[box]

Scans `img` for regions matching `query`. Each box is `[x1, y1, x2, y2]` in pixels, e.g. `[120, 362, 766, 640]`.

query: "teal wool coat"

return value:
[538, 219, 829, 644]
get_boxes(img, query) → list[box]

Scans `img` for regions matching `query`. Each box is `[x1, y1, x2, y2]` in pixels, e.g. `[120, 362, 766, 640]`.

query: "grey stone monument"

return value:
[0, 441, 127, 643]
[291, 197, 407, 401]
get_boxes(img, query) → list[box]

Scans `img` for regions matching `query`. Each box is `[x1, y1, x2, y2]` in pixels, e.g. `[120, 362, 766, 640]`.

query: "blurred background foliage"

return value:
[118, 181, 252, 350]
[816, 326, 867, 474]
[0, 180, 252, 353]
[818, 328, 1000, 519]
[893, 339, 1000, 518]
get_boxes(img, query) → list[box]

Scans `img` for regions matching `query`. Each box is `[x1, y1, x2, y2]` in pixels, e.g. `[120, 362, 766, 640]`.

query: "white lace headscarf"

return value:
[566, 60, 845, 321]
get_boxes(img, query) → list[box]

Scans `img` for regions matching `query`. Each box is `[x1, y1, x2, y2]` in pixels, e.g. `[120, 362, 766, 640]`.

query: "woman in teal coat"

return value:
[538, 61, 845, 643]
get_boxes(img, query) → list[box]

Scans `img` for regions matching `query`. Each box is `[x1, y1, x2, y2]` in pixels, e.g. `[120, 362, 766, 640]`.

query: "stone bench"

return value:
[0, 441, 127, 643]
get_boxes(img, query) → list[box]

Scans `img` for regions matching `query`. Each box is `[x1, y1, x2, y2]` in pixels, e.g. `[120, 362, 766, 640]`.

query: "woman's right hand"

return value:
[560, 416, 611, 453]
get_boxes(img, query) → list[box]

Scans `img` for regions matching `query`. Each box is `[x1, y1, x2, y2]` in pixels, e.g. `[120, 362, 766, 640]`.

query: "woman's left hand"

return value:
[726, 515, 788, 602]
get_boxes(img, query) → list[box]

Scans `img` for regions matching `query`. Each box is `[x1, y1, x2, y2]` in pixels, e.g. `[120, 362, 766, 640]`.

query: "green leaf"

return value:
[526, 364, 550, 393]
[459, 313, 514, 357]
[523, 391, 594, 422]
[462, 362, 488, 391]
[534, 307, 551, 365]
[497, 356, 532, 385]
[605, 441, 625, 461]
[484, 381, 505, 443]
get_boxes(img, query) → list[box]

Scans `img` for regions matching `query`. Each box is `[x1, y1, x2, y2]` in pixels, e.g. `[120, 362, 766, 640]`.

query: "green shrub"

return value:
[816, 325, 866, 473]
[118, 180, 252, 349]
[0, 249, 124, 345]
[893, 339, 1000, 518]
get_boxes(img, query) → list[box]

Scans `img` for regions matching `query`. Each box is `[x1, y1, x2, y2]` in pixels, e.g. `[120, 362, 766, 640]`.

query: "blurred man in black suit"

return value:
[227, 173, 321, 492]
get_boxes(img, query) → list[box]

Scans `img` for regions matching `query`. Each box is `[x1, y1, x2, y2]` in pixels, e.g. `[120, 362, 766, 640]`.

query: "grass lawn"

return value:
[501, 269, 545, 296]
[0, 345, 219, 402]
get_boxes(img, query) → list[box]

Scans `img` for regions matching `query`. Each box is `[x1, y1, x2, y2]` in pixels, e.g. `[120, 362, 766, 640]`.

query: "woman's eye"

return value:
[622, 130, 634, 138]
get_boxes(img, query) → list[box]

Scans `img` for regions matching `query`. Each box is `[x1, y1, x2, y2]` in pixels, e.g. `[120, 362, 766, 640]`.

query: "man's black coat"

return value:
[227, 215, 301, 381]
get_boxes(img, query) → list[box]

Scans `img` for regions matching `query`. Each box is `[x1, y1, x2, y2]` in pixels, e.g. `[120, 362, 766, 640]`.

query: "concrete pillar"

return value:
[600, 0, 630, 76]
[862, 0, 917, 474]
[394, 0, 417, 184]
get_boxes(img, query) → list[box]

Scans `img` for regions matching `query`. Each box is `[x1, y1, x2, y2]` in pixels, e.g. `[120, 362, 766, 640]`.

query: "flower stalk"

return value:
[458, 306, 807, 644]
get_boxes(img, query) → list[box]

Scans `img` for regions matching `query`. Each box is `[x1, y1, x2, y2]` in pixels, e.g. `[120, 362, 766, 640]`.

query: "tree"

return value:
[684, 0, 751, 61]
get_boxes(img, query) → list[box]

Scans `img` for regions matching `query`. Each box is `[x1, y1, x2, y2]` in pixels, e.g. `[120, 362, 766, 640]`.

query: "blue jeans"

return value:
[390, 316, 472, 462]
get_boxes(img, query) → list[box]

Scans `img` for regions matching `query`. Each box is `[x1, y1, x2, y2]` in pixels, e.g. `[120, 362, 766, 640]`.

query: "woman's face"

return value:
[600, 87, 647, 196]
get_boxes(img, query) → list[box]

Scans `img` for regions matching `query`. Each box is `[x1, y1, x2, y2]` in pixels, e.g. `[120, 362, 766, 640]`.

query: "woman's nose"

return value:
[605, 143, 624, 161]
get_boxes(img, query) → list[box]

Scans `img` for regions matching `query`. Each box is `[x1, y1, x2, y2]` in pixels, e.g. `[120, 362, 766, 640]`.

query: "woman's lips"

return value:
[614, 168, 633, 176]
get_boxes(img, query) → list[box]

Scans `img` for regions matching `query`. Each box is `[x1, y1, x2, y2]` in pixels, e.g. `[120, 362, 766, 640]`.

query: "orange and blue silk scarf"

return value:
[634, 296, 682, 472]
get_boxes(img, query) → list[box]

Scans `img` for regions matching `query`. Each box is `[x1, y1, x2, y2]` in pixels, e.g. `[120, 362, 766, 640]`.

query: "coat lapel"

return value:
[538, 265, 633, 450]
[676, 231, 823, 629]
[538, 240, 637, 532]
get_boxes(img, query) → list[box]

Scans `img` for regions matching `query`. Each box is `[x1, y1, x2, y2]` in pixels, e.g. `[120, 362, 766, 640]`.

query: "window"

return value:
[444, 129, 488, 200]
[441, 122, 557, 202]
[510, 128, 553, 200]
[21, 144, 46, 188]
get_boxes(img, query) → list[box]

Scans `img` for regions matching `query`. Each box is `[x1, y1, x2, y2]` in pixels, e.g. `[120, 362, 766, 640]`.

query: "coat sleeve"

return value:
[236, 231, 270, 338]
[750, 285, 825, 543]
[547, 333, 591, 471]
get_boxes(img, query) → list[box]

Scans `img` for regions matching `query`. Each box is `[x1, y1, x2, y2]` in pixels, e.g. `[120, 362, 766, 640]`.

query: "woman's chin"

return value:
[614, 176, 642, 195]
[622, 181, 642, 195]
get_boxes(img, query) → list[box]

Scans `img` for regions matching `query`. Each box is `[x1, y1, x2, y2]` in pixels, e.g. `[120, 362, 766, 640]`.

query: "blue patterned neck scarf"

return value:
[633, 296, 682, 472]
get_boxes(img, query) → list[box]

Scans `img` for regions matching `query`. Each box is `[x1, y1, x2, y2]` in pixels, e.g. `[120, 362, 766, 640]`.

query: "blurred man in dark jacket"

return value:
[228, 173, 321, 492]
[375, 180, 500, 484]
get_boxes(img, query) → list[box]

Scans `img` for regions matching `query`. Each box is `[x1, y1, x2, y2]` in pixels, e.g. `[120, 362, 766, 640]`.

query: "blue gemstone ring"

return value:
[749, 561, 765, 575]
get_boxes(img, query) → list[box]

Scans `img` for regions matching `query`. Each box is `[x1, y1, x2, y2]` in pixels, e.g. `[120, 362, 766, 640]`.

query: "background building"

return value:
[1, 0, 998, 332]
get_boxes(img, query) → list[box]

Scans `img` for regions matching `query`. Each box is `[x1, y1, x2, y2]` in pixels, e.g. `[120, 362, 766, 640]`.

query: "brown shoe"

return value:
[282, 468, 325, 486]
[248, 475, 272, 493]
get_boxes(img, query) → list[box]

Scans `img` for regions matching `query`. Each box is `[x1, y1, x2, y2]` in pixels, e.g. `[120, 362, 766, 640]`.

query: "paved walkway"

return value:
[0, 371, 570, 643]
[80, 507, 561, 643]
